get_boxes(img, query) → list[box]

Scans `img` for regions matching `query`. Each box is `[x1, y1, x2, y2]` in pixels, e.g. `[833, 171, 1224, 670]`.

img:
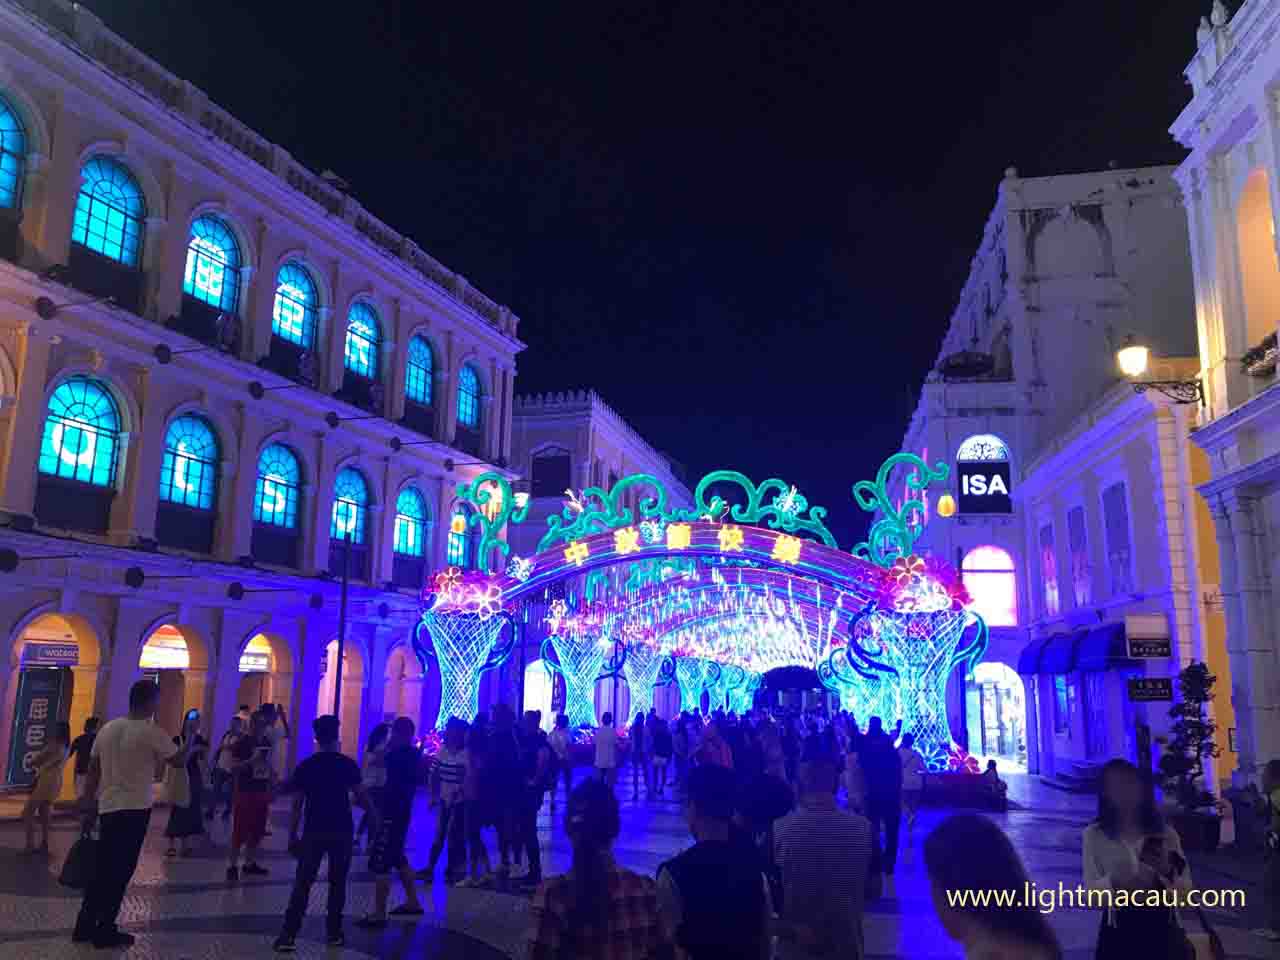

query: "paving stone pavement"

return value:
[0, 773, 1269, 959]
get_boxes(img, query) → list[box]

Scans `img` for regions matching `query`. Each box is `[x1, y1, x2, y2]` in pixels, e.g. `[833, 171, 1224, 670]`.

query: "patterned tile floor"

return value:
[0, 773, 1269, 959]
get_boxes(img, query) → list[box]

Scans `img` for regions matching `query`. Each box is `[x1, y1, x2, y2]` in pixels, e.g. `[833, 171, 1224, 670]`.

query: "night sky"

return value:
[85, 0, 1209, 547]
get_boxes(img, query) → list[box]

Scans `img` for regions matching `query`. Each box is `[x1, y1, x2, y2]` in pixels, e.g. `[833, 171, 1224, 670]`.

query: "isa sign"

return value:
[958, 461, 1012, 514]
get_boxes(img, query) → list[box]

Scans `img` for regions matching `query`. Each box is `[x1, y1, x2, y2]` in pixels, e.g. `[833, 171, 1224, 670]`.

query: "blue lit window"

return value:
[253, 443, 301, 529]
[38, 377, 121, 487]
[158, 415, 219, 511]
[457, 364, 481, 430]
[271, 262, 317, 348]
[71, 156, 145, 266]
[330, 467, 369, 545]
[0, 94, 26, 210]
[343, 302, 380, 379]
[183, 216, 240, 313]
[446, 503, 472, 567]
[393, 487, 427, 557]
[405, 336, 433, 406]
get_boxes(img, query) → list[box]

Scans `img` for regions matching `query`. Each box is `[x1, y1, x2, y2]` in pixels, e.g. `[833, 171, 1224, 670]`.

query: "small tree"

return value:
[1157, 661, 1220, 812]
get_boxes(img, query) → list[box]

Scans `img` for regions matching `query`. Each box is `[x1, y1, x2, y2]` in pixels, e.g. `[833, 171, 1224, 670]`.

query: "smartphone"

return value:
[185, 709, 199, 725]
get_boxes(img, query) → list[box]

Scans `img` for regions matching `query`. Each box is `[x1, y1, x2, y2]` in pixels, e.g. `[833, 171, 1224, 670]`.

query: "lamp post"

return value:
[1116, 334, 1204, 405]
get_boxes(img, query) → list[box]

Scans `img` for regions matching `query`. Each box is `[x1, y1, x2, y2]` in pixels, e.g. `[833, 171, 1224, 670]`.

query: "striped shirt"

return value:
[432, 747, 467, 805]
[773, 796, 872, 960]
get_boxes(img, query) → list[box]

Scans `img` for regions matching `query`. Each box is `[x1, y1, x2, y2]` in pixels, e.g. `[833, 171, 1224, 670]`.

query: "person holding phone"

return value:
[227, 708, 276, 884]
[164, 710, 208, 857]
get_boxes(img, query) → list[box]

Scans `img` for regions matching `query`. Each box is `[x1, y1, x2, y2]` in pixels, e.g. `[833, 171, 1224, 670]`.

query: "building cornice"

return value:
[1190, 380, 1280, 455]
[1196, 448, 1280, 499]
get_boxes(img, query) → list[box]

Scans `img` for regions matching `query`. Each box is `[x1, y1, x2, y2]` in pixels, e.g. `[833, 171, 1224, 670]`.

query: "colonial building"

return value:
[0, 0, 523, 792]
[1171, 0, 1280, 784]
[893, 164, 1228, 781]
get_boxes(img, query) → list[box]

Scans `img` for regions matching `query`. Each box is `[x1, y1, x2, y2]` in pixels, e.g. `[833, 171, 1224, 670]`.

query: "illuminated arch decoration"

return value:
[405, 335, 433, 406]
[184, 216, 241, 313]
[72, 156, 145, 266]
[330, 467, 369, 545]
[673, 657, 720, 715]
[253, 444, 301, 529]
[38, 377, 122, 487]
[158, 414, 219, 510]
[724, 665, 762, 716]
[0, 94, 27, 210]
[457, 364, 481, 429]
[344, 302, 380, 379]
[619, 642, 671, 721]
[956, 434, 1010, 462]
[538, 597, 616, 729]
[393, 486, 427, 557]
[272, 262, 318, 349]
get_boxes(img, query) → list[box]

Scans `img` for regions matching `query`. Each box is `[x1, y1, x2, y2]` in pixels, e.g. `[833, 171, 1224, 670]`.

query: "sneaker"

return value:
[225, 866, 239, 886]
[326, 932, 345, 947]
[243, 862, 268, 876]
[272, 934, 296, 953]
[92, 929, 136, 949]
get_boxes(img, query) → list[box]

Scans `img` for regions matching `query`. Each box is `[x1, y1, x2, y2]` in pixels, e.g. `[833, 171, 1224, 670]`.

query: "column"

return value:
[17, 151, 50, 270]
[1207, 158, 1252, 413]
[324, 261, 346, 393]
[308, 431, 337, 575]
[481, 395, 497, 462]
[0, 326, 53, 519]
[441, 330, 457, 444]
[117, 368, 167, 543]
[501, 367, 515, 464]
[1228, 495, 1280, 781]
[433, 369, 450, 440]
[245, 220, 273, 363]
[292, 617, 325, 767]
[366, 502, 385, 583]
[209, 610, 254, 747]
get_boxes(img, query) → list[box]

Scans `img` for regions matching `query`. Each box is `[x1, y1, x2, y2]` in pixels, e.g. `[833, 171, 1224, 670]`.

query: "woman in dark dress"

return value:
[166, 712, 209, 856]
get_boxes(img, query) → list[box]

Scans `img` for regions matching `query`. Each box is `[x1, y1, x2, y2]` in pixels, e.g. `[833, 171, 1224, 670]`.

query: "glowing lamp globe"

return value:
[450, 514, 467, 535]
[1116, 335, 1149, 379]
[937, 493, 957, 518]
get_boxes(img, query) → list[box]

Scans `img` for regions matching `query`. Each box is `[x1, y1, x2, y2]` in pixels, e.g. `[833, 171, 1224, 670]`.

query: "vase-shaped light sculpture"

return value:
[724, 665, 761, 716]
[420, 611, 511, 728]
[544, 633, 610, 729]
[674, 657, 718, 715]
[704, 663, 734, 713]
[848, 608, 974, 770]
[620, 642, 667, 721]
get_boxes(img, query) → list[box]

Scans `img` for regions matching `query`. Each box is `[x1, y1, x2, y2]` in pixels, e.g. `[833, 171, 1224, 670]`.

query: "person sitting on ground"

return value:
[357, 716, 425, 927]
[656, 764, 773, 960]
[527, 779, 668, 960]
[926, 813, 1062, 960]
[982, 759, 1008, 810]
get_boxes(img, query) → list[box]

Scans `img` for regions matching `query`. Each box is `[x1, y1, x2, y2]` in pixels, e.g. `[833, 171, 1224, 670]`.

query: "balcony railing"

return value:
[1242, 331, 1278, 379]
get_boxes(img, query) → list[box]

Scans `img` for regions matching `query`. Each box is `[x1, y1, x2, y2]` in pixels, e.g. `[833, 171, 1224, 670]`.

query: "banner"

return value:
[5, 668, 66, 787]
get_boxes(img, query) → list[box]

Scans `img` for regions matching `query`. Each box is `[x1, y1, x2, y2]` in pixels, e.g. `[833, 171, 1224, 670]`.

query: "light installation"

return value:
[39, 377, 121, 487]
[415, 455, 990, 771]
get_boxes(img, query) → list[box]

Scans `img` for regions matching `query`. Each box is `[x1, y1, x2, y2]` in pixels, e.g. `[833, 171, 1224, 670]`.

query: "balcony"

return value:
[401, 400, 434, 439]
[167, 296, 241, 353]
[327, 538, 368, 581]
[250, 525, 298, 569]
[0, 212, 19, 264]
[392, 553, 426, 591]
[67, 245, 144, 315]
[156, 502, 216, 554]
[454, 427, 483, 458]
[333, 370, 382, 414]
[34, 476, 113, 533]
[257, 336, 316, 386]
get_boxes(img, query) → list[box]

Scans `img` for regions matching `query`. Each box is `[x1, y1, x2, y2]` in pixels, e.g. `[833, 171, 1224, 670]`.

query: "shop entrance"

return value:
[317, 640, 364, 755]
[964, 661, 1027, 771]
[382, 645, 424, 731]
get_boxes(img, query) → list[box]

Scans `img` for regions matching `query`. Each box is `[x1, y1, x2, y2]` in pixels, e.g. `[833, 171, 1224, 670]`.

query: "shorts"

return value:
[231, 790, 271, 847]
[368, 813, 410, 876]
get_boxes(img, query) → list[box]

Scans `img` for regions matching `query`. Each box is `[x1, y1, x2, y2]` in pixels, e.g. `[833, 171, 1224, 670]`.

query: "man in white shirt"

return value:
[74, 680, 188, 949]
[594, 711, 618, 789]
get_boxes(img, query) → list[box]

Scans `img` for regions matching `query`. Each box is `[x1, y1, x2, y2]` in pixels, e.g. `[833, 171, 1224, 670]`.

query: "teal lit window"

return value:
[183, 216, 240, 313]
[158, 415, 219, 510]
[271, 262, 317, 348]
[343, 302, 380, 379]
[71, 156, 145, 266]
[405, 336, 433, 406]
[0, 94, 26, 210]
[38, 377, 121, 487]
[457, 364, 480, 430]
[393, 487, 427, 557]
[253, 443, 301, 529]
[446, 503, 472, 567]
[330, 467, 369, 545]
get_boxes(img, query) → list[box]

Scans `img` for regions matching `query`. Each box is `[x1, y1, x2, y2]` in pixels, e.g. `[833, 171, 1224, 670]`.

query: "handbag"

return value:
[163, 763, 191, 808]
[58, 825, 97, 889]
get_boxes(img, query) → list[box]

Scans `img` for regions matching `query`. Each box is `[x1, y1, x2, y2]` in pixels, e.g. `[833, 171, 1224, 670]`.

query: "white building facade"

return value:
[0, 0, 523, 791]
[1171, 0, 1280, 784]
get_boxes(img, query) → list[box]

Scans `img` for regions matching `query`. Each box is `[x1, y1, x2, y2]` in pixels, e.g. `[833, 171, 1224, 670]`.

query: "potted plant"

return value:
[1157, 661, 1222, 851]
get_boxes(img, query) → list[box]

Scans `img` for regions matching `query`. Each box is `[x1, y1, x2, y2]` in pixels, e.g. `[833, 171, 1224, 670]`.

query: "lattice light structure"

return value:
[704, 661, 734, 713]
[544, 631, 612, 729]
[619, 642, 668, 721]
[723, 664, 761, 715]
[673, 656, 720, 714]
[419, 610, 511, 728]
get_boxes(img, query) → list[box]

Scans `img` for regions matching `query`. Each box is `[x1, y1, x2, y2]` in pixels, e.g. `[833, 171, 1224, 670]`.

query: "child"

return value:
[354, 724, 389, 854]
[420, 719, 467, 884]
[548, 714, 571, 811]
[898, 732, 927, 827]
[983, 758, 1008, 811]
[594, 712, 617, 789]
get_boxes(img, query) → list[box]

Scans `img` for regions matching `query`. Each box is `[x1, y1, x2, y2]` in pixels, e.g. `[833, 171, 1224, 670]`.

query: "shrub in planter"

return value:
[1157, 661, 1222, 851]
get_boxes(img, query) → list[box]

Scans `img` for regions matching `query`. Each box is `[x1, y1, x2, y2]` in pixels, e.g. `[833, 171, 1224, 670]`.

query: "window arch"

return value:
[405, 336, 433, 406]
[253, 443, 301, 529]
[38, 377, 121, 487]
[344, 302, 380, 379]
[530, 446, 572, 498]
[330, 467, 370, 545]
[393, 486, 427, 557]
[183, 216, 241, 314]
[456, 364, 481, 430]
[158, 414, 219, 510]
[961, 545, 1017, 627]
[0, 93, 26, 210]
[271, 262, 318, 348]
[71, 156, 145, 266]
[446, 502, 474, 568]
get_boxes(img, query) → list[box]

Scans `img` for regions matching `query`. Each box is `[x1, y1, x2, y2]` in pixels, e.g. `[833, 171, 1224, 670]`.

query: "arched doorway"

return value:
[317, 640, 364, 755]
[139, 624, 209, 739]
[965, 661, 1027, 772]
[595, 675, 630, 728]
[760, 666, 830, 715]
[4, 612, 102, 801]
[235, 631, 294, 721]
[523, 659, 554, 730]
[383, 645, 424, 732]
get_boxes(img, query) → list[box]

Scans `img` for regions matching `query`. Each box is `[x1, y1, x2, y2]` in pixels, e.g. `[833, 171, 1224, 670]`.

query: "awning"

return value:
[1039, 631, 1081, 675]
[1016, 636, 1051, 675]
[1076, 622, 1141, 672]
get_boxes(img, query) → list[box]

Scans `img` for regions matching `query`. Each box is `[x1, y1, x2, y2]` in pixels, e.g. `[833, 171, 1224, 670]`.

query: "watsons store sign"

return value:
[956, 434, 1012, 515]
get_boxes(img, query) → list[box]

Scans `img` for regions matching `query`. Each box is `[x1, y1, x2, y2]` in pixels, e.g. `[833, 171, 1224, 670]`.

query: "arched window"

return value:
[456, 364, 481, 430]
[38, 377, 121, 487]
[253, 444, 301, 529]
[0, 94, 26, 210]
[343, 302, 380, 379]
[158, 415, 219, 510]
[530, 447, 572, 498]
[447, 503, 473, 568]
[961, 545, 1017, 627]
[183, 216, 241, 313]
[71, 156, 145, 266]
[330, 467, 369, 545]
[271, 262, 318, 349]
[393, 487, 427, 557]
[405, 336, 433, 406]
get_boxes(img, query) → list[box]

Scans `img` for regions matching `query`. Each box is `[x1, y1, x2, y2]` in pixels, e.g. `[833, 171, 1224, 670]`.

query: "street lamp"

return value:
[1115, 334, 1204, 405]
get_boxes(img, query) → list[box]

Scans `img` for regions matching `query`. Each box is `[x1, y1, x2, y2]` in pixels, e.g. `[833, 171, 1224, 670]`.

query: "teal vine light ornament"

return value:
[536, 473, 674, 553]
[676, 471, 837, 547]
[851, 452, 950, 567]
[455, 471, 531, 574]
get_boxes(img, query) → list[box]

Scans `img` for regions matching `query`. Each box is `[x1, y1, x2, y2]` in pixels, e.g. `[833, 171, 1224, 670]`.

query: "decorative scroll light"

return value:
[454, 471, 531, 573]
[851, 452, 950, 567]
